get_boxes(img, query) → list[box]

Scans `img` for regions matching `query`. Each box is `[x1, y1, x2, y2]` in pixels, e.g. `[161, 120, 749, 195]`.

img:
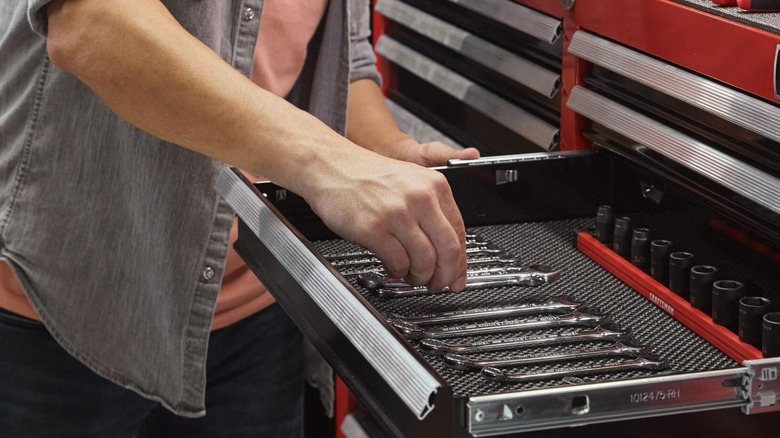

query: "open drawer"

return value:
[216, 150, 780, 437]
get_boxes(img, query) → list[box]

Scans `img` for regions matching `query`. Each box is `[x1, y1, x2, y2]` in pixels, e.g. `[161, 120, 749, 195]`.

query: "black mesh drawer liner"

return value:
[314, 218, 737, 398]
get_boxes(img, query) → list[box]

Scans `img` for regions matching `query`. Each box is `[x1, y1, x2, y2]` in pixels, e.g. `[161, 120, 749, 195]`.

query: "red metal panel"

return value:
[334, 375, 359, 438]
[572, 0, 780, 103]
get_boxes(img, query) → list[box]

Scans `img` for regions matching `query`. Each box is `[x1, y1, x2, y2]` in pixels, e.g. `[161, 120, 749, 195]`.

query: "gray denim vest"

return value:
[1, 0, 377, 416]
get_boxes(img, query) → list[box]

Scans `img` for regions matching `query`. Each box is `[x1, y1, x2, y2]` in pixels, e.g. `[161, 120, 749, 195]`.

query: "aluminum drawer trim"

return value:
[569, 30, 780, 145]
[376, 0, 560, 98]
[467, 368, 746, 435]
[215, 169, 441, 420]
[376, 35, 559, 151]
[444, 0, 561, 44]
[385, 99, 462, 148]
[567, 86, 780, 216]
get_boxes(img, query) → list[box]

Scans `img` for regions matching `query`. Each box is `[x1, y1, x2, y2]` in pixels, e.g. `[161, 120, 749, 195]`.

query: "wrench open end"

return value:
[481, 366, 508, 382]
[442, 353, 471, 371]
[524, 264, 561, 285]
[419, 338, 452, 355]
[636, 355, 672, 371]
[389, 319, 426, 339]
[595, 324, 634, 343]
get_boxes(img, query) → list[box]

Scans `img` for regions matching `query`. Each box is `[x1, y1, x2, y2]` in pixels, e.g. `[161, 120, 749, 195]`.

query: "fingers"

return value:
[390, 172, 467, 292]
[371, 235, 410, 279]
[418, 142, 481, 167]
[419, 205, 467, 292]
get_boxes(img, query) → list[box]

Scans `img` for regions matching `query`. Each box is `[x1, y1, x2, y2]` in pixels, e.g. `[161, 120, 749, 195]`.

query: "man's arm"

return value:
[45, 0, 467, 291]
[346, 79, 480, 166]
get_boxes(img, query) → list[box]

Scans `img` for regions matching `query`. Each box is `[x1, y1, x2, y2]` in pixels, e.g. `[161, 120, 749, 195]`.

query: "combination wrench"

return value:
[442, 341, 652, 371]
[358, 266, 555, 289]
[322, 242, 501, 262]
[418, 325, 633, 355]
[386, 295, 584, 326]
[341, 256, 520, 278]
[370, 265, 561, 298]
[390, 309, 611, 340]
[481, 356, 670, 383]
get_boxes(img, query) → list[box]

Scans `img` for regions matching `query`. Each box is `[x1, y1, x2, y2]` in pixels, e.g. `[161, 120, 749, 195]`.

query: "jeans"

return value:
[0, 304, 304, 437]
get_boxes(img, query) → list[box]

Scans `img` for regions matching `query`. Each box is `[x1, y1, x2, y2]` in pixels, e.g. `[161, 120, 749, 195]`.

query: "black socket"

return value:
[712, 280, 746, 333]
[650, 240, 673, 285]
[612, 216, 633, 258]
[630, 228, 650, 271]
[668, 252, 694, 299]
[689, 265, 718, 315]
[739, 296, 772, 348]
[763, 312, 780, 357]
[594, 205, 614, 244]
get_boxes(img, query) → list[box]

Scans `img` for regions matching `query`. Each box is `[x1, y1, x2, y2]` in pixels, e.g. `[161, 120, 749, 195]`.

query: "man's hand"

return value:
[306, 149, 468, 292]
[342, 80, 480, 291]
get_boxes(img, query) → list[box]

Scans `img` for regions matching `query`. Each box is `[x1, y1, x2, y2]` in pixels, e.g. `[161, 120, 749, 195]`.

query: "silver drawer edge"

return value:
[567, 86, 780, 216]
[215, 169, 440, 420]
[467, 368, 747, 435]
[376, 0, 560, 98]
[377, 36, 559, 151]
[445, 0, 561, 44]
[385, 98, 463, 148]
[569, 30, 780, 144]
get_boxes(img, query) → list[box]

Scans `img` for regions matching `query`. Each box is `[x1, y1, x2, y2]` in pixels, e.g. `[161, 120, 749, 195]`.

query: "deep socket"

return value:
[762, 312, 780, 357]
[739, 296, 772, 348]
[612, 216, 633, 258]
[594, 205, 614, 244]
[712, 280, 746, 333]
[630, 228, 651, 271]
[650, 240, 673, 286]
[668, 252, 694, 298]
[689, 265, 718, 315]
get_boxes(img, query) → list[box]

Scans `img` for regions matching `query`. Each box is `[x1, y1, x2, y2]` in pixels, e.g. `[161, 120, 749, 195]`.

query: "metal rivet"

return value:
[202, 266, 215, 281]
[243, 7, 255, 21]
[561, 0, 575, 9]
[473, 409, 486, 422]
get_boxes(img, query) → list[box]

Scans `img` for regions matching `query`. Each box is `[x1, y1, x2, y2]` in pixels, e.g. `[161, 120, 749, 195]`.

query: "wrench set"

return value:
[325, 233, 670, 385]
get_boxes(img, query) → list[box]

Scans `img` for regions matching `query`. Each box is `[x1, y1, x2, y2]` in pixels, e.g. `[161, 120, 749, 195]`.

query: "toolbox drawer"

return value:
[216, 150, 780, 437]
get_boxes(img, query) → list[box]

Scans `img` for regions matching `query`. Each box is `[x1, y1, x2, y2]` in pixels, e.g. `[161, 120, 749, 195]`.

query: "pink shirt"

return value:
[251, 0, 329, 97]
[212, 0, 328, 329]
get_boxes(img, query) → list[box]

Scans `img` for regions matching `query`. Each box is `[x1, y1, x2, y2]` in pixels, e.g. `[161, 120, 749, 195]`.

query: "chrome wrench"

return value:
[443, 341, 652, 371]
[372, 265, 561, 298]
[418, 325, 633, 355]
[481, 356, 671, 383]
[341, 256, 520, 278]
[328, 248, 509, 269]
[323, 242, 500, 261]
[358, 266, 552, 289]
[390, 310, 611, 340]
[386, 295, 584, 325]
